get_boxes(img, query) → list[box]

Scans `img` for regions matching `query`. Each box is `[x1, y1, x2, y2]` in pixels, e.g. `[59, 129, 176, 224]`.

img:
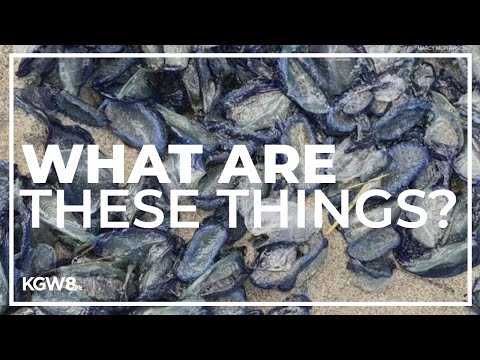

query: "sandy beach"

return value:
[2, 45, 478, 315]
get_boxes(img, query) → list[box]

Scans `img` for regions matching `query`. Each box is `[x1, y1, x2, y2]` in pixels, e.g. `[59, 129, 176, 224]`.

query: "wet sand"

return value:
[2, 45, 478, 315]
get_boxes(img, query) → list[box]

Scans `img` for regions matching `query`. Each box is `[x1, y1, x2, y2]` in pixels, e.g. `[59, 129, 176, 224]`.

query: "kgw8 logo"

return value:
[22, 277, 83, 292]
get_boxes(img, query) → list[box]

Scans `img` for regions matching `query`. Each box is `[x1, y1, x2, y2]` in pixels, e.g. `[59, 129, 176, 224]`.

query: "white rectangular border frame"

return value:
[8, 52, 473, 308]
